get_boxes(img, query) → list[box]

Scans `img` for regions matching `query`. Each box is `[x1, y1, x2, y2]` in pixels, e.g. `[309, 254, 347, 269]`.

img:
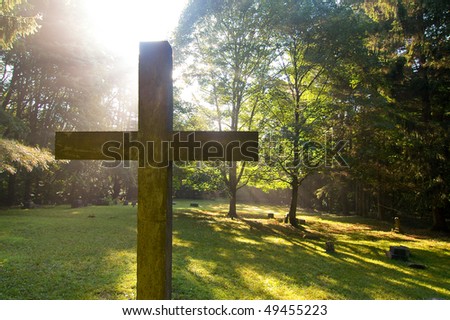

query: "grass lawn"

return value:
[0, 200, 449, 299]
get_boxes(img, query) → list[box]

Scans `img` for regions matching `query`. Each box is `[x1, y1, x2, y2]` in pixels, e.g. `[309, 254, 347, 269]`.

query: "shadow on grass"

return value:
[172, 209, 450, 300]
[2, 204, 448, 300]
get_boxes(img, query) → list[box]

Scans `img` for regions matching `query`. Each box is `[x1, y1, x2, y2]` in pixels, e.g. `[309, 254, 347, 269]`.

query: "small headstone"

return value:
[325, 241, 335, 253]
[392, 216, 402, 233]
[268, 213, 275, 219]
[131, 201, 136, 207]
[123, 200, 129, 206]
[190, 203, 199, 207]
[386, 245, 410, 260]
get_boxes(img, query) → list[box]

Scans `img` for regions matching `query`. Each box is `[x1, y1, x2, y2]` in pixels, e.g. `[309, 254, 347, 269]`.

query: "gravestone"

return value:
[55, 41, 258, 299]
[325, 241, 335, 253]
[386, 245, 410, 260]
[392, 216, 402, 233]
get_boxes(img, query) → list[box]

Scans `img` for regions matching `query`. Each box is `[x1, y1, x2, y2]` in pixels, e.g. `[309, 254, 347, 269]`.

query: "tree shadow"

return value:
[172, 209, 450, 300]
[3, 205, 447, 300]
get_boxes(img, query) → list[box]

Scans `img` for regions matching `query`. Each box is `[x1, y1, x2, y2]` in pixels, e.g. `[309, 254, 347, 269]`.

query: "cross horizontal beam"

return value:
[55, 131, 258, 162]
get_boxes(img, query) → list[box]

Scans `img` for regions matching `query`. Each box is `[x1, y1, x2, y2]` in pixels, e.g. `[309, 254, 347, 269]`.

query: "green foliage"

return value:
[251, 0, 374, 225]
[0, 0, 447, 232]
[176, 0, 275, 132]
[0, 137, 53, 174]
[175, 0, 277, 217]
[0, 0, 40, 49]
[174, 0, 449, 229]
[333, 0, 450, 230]
[0, 0, 140, 206]
[179, 164, 224, 191]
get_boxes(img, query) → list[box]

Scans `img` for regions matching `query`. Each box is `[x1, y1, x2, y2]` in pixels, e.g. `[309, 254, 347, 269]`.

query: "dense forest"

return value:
[1, 0, 449, 232]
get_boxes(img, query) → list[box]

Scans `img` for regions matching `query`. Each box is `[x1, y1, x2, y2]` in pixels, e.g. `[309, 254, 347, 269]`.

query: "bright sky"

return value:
[85, 0, 188, 57]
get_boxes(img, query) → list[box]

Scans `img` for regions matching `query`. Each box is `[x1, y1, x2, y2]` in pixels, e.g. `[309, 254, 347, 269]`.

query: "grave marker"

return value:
[386, 245, 410, 260]
[392, 216, 402, 233]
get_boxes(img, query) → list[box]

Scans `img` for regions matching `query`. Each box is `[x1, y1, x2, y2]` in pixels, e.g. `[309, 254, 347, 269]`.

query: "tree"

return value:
[0, 137, 53, 174]
[346, 0, 450, 231]
[1, 0, 45, 206]
[1, 0, 40, 49]
[175, 0, 275, 218]
[389, 0, 449, 231]
[262, 0, 373, 226]
[0, 0, 123, 205]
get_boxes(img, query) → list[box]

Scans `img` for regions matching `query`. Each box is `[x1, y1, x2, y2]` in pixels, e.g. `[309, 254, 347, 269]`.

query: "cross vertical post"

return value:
[137, 42, 172, 300]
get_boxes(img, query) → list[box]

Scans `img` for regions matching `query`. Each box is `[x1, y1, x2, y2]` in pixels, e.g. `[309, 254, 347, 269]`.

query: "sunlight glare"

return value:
[85, 0, 187, 57]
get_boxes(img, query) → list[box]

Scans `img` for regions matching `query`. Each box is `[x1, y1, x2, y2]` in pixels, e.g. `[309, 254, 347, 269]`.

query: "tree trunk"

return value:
[112, 174, 121, 200]
[227, 163, 238, 219]
[341, 186, 349, 215]
[356, 183, 365, 216]
[228, 189, 237, 219]
[288, 176, 299, 227]
[377, 187, 385, 220]
[355, 184, 360, 215]
[431, 207, 449, 232]
[23, 173, 32, 204]
[7, 173, 16, 206]
[1, 66, 19, 112]
[364, 190, 369, 217]
[361, 187, 367, 217]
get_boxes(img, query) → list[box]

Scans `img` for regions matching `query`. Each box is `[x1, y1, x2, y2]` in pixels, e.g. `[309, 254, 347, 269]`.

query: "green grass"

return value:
[0, 200, 449, 299]
[0, 206, 137, 299]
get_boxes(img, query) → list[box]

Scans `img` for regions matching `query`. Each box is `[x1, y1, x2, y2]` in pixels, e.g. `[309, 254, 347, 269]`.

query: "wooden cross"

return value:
[55, 41, 258, 299]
